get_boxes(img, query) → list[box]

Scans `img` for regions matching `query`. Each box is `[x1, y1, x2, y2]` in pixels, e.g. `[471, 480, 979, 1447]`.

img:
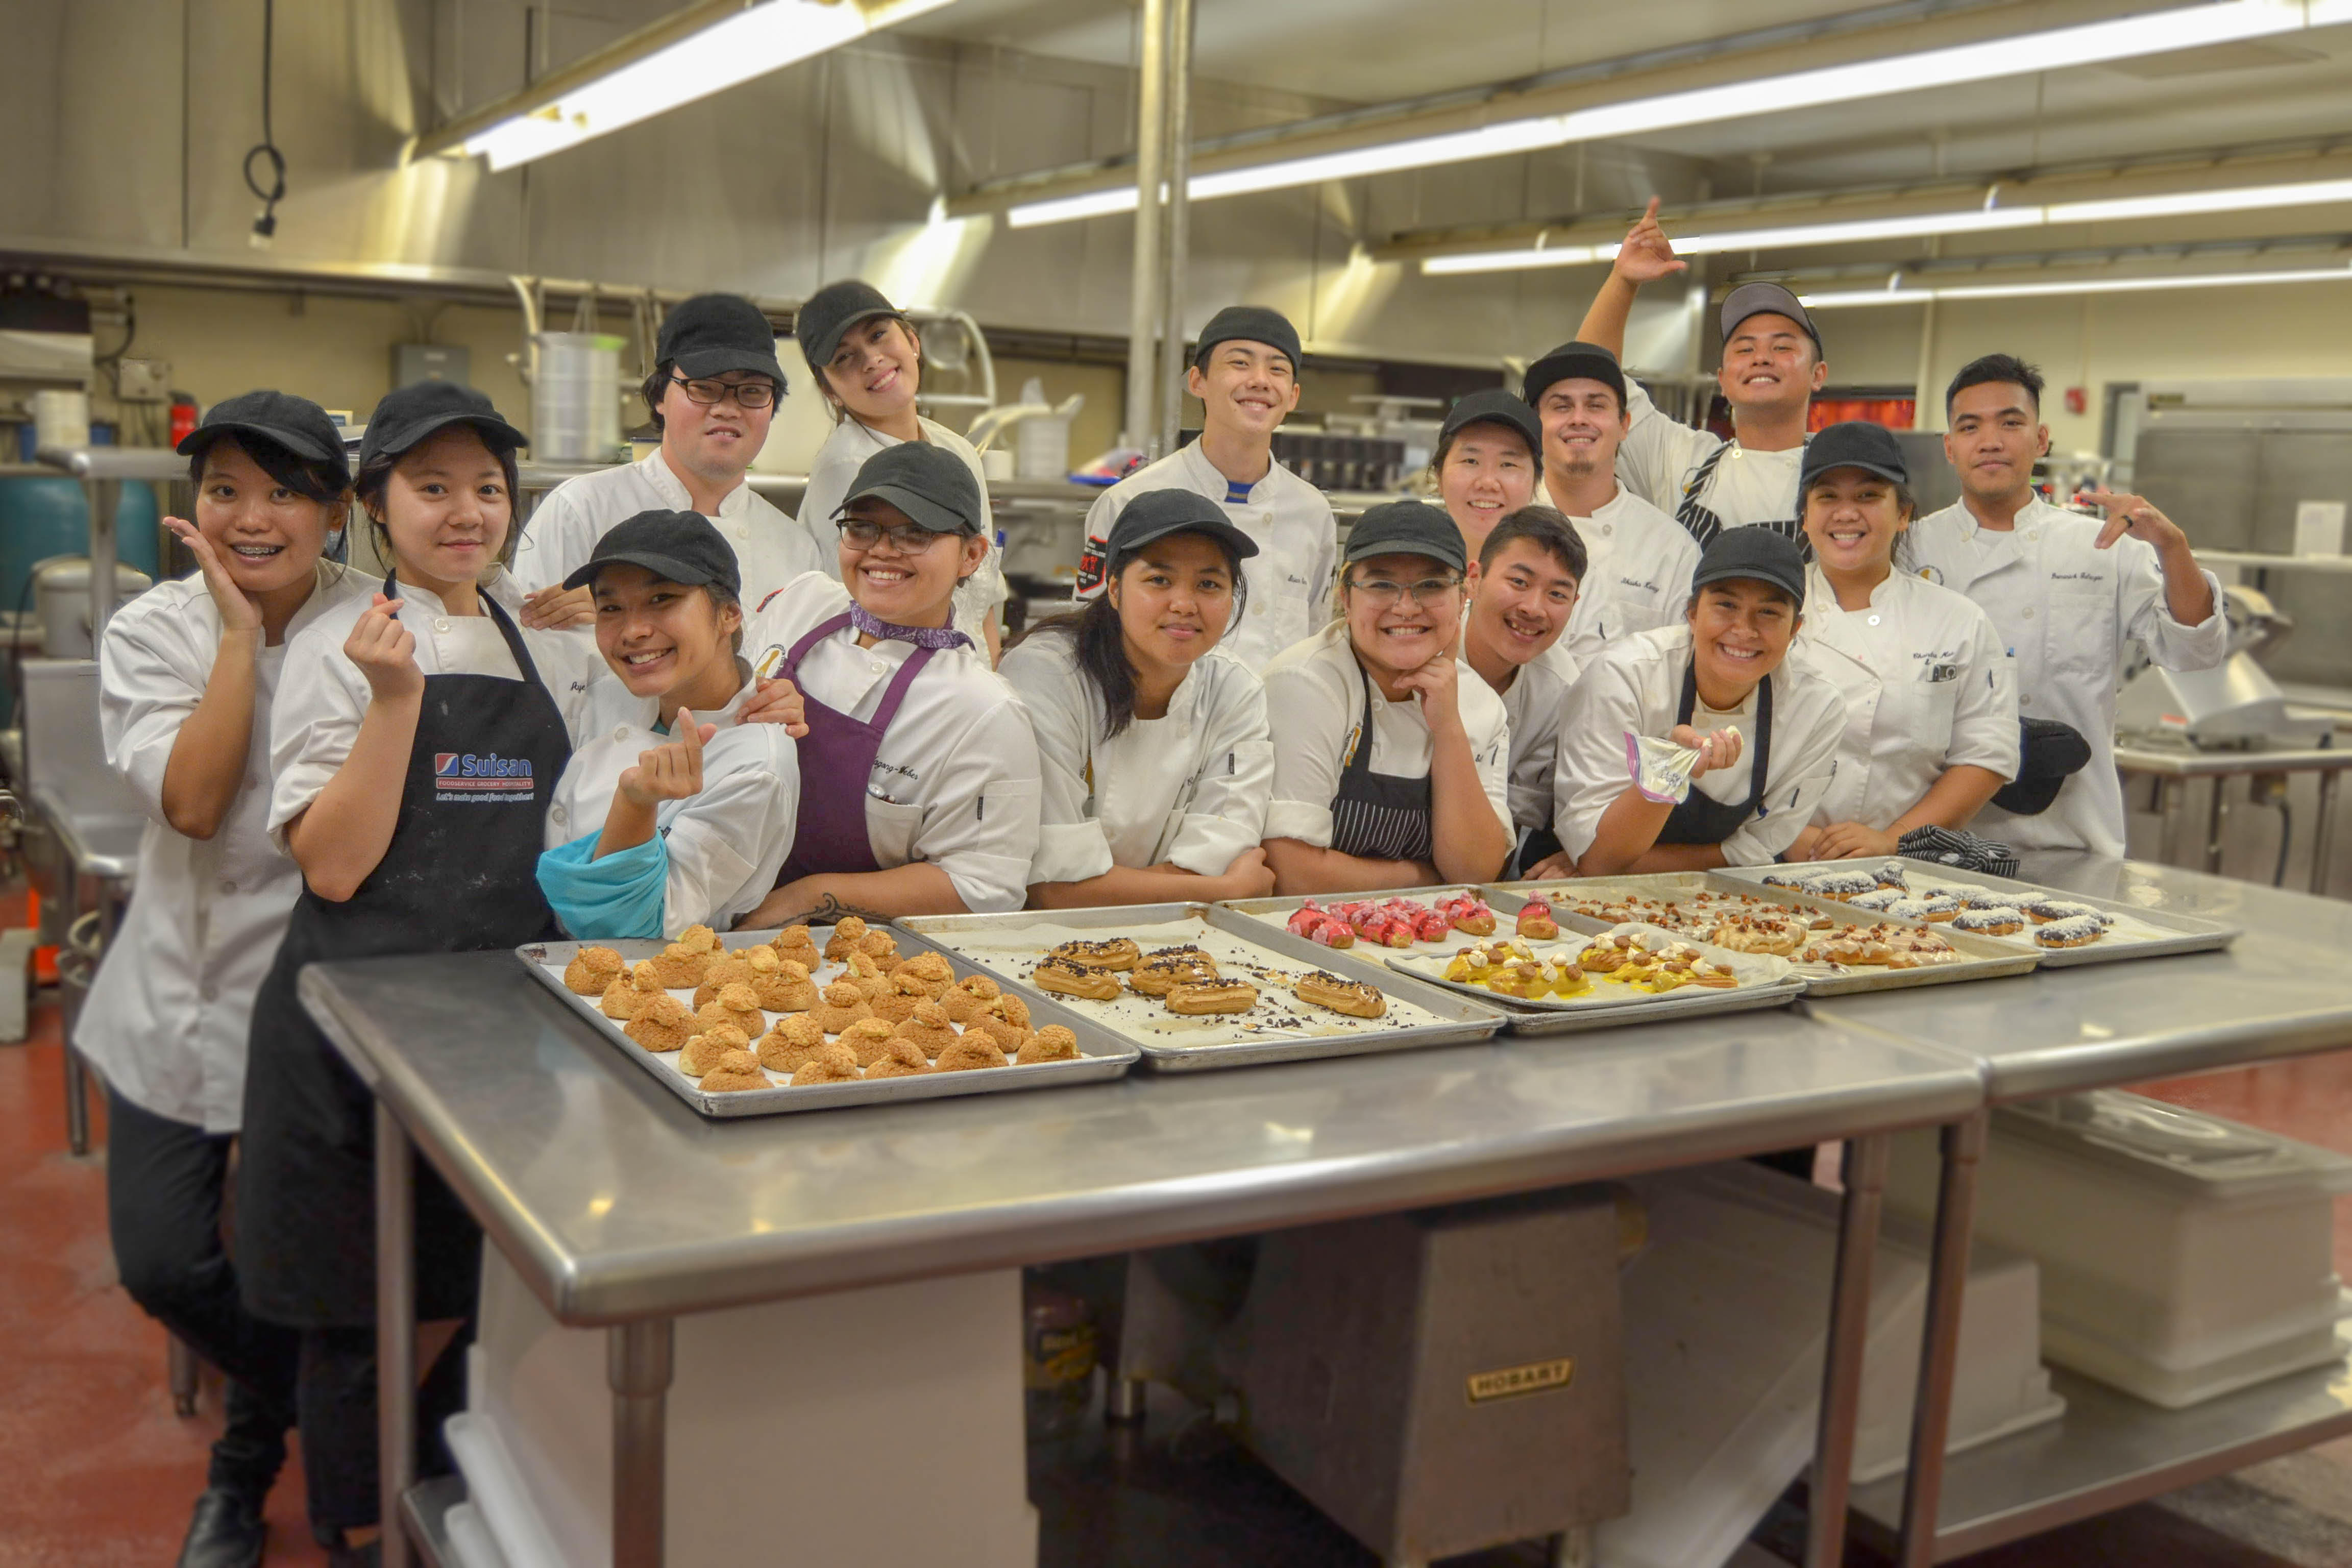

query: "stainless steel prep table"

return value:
[31, 781, 142, 1157]
[1812, 855, 2352, 1566]
[297, 950, 1985, 1568]
[2112, 738, 2352, 892]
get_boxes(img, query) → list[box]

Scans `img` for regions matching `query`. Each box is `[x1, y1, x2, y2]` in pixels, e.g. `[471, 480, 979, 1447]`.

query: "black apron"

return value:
[237, 579, 571, 1329]
[1329, 661, 1436, 865]
[1658, 663, 1775, 847]
[1675, 439, 1812, 558]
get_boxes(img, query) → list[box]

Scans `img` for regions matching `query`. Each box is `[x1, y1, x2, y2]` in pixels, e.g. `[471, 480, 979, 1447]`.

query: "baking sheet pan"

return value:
[1484, 874, 2043, 996]
[895, 904, 1507, 1071]
[520, 928, 1137, 1117]
[1713, 859, 2242, 967]
[1222, 888, 1808, 1034]
[1383, 919, 1809, 1033]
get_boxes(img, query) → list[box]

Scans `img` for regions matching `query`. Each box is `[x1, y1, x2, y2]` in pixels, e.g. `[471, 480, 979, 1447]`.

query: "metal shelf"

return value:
[2197, 549, 2352, 575]
[400, 1474, 464, 1568]
[1850, 1351, 2352, 1561]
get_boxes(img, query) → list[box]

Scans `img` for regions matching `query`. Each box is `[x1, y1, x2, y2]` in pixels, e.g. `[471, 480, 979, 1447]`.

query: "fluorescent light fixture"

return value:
[1420, 175, 2352, 275]
[1800, 261, 2352, 307]
[1012, 0, 2308, 228]
[462, 0, 954, 172]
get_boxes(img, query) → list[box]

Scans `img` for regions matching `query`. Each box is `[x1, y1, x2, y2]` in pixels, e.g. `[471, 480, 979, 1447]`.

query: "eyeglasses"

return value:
[839, 517, 949, 553]
[1346, 574, 1463, 607]
[671, 376, 778, 409]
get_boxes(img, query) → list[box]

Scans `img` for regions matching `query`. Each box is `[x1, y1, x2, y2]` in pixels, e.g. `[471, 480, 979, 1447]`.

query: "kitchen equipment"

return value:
[529, 331, 624, 462]
[32, 558, 152, 657]
[2116, 585, 2335, 749]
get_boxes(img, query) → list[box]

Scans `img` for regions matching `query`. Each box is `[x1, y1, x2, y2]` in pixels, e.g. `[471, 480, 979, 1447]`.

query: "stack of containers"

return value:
[1889, 1091, 2352, 1408]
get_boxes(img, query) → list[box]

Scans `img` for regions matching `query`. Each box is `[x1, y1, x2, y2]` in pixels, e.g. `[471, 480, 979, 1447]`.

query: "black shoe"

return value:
[325, 1541, 381, 1568]
[177, 1488, 265, 1568]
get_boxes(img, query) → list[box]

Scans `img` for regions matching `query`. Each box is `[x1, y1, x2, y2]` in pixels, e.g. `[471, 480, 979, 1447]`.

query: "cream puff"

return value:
[756, 1013, 829, 1074]
[811, 982, 873, 1035]
[563, 945, 624, 996]
[1016, 1025, 1081, 1065]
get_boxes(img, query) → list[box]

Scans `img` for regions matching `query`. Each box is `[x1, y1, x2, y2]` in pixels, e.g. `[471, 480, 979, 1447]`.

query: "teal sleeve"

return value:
[536, 828, 669, 941]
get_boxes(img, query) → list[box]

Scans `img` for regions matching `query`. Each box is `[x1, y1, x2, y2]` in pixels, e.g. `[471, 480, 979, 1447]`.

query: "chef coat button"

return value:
[435, 618, 451, 633]
[1867, 613, 1881, 626]
[1601, 522, 1614, 536]
[219, 879, 236, 895]
[871, 659, 887, 674]
[612, 726, 631, 743]
[2022, 608, 2036, 620]
[200, 984, 217, 1003]
[552, 806, 567, 826]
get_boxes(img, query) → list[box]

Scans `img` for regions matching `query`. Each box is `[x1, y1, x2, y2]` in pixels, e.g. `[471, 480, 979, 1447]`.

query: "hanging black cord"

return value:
[243, 0, 285, 239]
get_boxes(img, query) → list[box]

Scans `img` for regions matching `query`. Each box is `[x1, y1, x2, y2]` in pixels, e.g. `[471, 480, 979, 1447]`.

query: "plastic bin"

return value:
[1596, 1163, 2061, 1568]
[1888, 1091, 2352, 1408]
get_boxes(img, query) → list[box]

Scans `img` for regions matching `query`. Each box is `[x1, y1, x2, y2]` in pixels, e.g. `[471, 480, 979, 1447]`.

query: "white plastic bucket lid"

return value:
[1998, 1090, 2352, 1201]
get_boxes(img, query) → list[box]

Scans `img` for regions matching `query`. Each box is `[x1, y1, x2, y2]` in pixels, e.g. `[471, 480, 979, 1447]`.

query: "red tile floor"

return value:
[7, 997, 2352, 1566]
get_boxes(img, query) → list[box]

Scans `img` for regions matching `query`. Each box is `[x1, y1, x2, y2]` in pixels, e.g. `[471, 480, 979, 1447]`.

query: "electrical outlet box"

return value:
[115, 358, 171, 402]
[393, 343, 470, 389]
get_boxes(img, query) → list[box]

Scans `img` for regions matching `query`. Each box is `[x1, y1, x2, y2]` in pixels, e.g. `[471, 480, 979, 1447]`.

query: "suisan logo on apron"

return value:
[434, 751, 536, 803]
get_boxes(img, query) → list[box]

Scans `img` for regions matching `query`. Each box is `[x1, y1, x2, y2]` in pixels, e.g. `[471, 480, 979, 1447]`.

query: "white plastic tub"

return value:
[1888, 1091, 2352, 1409]
[1597, 1163, 2061, 1568]
[458, 1251, 1039, 1568]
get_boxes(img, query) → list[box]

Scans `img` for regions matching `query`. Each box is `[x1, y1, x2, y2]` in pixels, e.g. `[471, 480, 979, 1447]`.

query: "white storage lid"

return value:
[1997, 1091, 2352, 1202]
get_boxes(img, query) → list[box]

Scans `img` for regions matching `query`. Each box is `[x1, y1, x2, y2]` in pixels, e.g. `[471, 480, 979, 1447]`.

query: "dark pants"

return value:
[293, 1320, 475, 1536]
[104, 1086, 299, 1505]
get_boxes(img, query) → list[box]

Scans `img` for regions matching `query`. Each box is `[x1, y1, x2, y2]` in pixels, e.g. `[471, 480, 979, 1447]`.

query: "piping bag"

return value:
[1625, 731, 1700, 804]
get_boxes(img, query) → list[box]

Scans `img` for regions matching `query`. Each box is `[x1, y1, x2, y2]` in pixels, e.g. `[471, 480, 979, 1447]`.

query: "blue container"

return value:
[0, 476, 163, 624]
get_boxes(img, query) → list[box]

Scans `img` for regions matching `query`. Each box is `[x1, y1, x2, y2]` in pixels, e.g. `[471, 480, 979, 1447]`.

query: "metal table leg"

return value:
[58, 868, 88, 1155]
[2202, 776, 2229, 876]
[610, 1318, 674, 1568]
[1896, 1111, 1990, 1568]
[377, 1100, 416, 1568]
[2312, 771, 2340, 898]
[1807, 1133, 1890, 1568]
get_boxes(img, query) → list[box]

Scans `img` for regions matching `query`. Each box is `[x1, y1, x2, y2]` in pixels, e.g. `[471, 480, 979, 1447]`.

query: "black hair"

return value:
[804, 313, 925, 428]
[354, 426, 526, 570]
[1477, 505, 1587, 581]
[640, 359, 674, 434]
[1945, 353, 2044, 418]
[186, 429, 350, 506]
[1005, 529, 1251, 743]
[1426, 418, 1542, 487]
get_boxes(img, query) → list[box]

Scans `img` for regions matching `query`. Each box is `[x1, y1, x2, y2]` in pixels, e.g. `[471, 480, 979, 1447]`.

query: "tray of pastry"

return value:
[892, 903, 1508, 1072]
[1482, 873, 2042, 996]
[1713, 857, 2242, 967]
[519, 919, 1138, 1118]
[1381, 917, 1808, 1033]
[1221, 887, 1511, 961]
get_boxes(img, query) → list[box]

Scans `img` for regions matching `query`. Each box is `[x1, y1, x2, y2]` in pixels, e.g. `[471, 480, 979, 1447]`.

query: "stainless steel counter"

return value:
[299, 951, 1982, 1568]
[298, 954, 1975, 1325]
[2111, 741, 2352, 890]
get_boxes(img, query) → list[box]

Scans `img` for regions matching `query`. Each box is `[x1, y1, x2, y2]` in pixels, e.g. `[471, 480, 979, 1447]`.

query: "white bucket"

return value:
[32, 389, 90, 452]
[531, 332, 623, 462]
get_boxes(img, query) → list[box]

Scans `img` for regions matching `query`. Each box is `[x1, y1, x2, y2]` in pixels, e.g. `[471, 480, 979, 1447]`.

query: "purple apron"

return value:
[773, 611, 938, 885]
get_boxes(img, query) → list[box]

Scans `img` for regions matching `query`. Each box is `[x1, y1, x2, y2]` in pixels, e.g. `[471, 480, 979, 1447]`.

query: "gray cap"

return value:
[1720, 281, 1821, 353]
[1439, 389, 1541, 455]
[1522, 341, 1627, 409]
[1801, 421, 1907, 491]
[1192, 305, 1302, 374]
[656, 293, 787, 383]
[1344, 500, 1467, 574]
[838, 442, 984, 534]
[1690, 526, 1807, 610]
[796, 279, 900, 366]
[1105, 488, 1261, 562]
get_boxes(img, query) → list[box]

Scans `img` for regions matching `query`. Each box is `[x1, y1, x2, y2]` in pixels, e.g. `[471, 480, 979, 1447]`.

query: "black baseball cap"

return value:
[795, 279, 899, 367]
[1192, 305, 1302, 374]
[1438, 389, 1541, 456]
[839, 442, 984, 534]
[657, 293, 786, 383]
[177, 389, 351, 483]
[1720, 281, 1822, 354]
[564, 510, 742, 596]
[1801, 421, 1908, 491]
[358, 381, 527, 468]
[1522, 340, 1628, 409]
[1344, 500, 1467, 574]
[1691, 526, 1807, 610]
[1105, 489, 1261, 562]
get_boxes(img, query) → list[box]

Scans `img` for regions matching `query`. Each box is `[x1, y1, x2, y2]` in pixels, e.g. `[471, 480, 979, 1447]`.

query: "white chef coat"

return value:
[999, 632, 1272, 885]
[1906, 498, 2226, 856]
[1552, 484, 1701, 667]
[268, 577, 600, 850]
[1794, 565, 2018, 829]
[73, 564, 378, 1133]
[546, 672, 800, 938]
[742, 573, 1040, 912]
[1553, 623, 1846, 868]
[797, 414, 1011, 648]
[510, 448, 824, 611]
[1262, 623, 1512, 850]
[1490, 639, 1583, 836]
[1616, 379, 1805, 537]
[1080, 442, 1339, 675]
